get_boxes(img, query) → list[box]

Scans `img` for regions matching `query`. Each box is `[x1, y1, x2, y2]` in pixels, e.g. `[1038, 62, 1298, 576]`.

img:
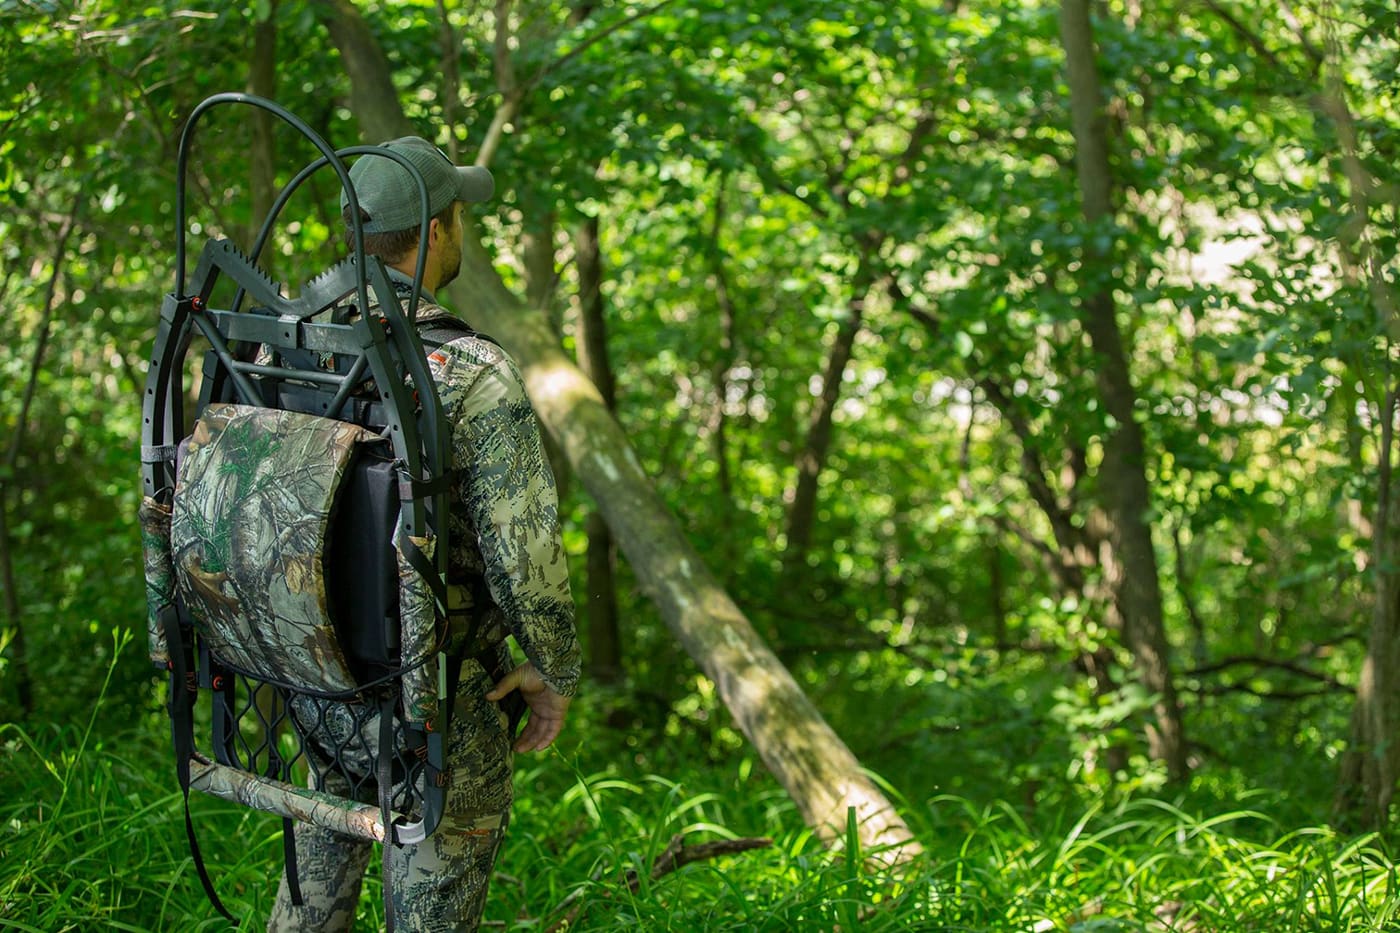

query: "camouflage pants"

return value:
[267, 661, 513, 932]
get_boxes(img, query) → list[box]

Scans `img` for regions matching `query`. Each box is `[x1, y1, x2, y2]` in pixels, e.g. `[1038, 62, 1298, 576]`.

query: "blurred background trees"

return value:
[2, 0, 1397, 835]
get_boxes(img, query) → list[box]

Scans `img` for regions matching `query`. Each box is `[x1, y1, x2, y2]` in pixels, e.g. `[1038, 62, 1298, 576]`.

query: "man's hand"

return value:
[486, 662, 572, 753]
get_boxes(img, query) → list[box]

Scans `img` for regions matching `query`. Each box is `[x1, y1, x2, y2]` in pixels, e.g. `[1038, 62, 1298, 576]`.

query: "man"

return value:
[267, 137, 581, 932]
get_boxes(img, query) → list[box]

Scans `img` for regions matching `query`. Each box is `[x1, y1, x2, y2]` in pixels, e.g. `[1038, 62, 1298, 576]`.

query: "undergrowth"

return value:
[2, 635, 1398, 931]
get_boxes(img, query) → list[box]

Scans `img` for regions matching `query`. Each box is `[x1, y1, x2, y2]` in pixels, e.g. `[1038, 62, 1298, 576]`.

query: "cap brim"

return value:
[456, 166, 494, 203]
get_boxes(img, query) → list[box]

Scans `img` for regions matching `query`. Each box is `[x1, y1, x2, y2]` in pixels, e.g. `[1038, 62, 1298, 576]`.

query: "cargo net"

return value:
[208, 667, 426, 819]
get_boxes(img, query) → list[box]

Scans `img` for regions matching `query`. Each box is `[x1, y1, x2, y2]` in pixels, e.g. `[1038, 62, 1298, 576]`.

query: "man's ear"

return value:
[426, 216, 442, 248]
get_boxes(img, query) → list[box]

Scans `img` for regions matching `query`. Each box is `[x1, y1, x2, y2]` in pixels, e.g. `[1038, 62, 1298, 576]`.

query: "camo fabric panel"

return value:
[170, 403, 368, 692]
[188, 758, 391, 841]
[397, 530, 441, 724]
[139, 496, 174, 667]
[416, 306, 581, 699]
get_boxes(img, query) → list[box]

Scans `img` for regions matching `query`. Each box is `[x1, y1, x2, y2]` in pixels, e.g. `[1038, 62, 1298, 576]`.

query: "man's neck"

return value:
[386, 265, 438, 306]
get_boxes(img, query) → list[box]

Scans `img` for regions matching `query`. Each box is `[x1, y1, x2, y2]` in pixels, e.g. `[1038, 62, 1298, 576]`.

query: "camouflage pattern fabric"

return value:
[170, 403, 376, 692]
[268, 660, 513, 933]
[269, 287, 580, 928]
[415, 304, 580, 699]
[189, 757, 395, 842]
[248, 296, 580, 696]
[140, 496, 174, 667]
[396, 530, 441, 724]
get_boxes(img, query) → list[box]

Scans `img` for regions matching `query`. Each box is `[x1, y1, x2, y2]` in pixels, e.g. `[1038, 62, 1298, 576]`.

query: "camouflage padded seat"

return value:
[171, 403, 378, 694]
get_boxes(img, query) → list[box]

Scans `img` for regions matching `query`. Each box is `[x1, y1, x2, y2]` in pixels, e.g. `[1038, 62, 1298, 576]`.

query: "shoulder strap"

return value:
[415, 313, 501, 352]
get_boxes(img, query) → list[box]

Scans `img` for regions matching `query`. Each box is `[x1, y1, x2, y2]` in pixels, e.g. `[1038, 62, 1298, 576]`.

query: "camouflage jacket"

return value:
[413, 298, 580, 698]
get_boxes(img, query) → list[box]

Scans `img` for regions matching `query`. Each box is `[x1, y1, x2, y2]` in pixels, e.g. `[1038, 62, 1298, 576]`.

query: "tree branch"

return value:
[477, 0, 680, 168]
[4, 202, 81, 475]
[436, 0, 462, 161]
[544, 834, 772, 932]
[1278, 0, 1325, 70]
[705, 172, 738, 505]
[532, 0, 679, 86]
[475, 0, 520, 168]
[636, 834, 773, 890]
[1188, 683, 1341, 701]
[884, 278, 1088, 585]
[1198, 0, 1287, 73]
[1186, 653, 1348, 690]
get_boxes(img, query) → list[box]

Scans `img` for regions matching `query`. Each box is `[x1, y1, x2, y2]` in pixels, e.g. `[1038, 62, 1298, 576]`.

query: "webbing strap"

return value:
[424, 652, 464, 792]
[162, 605, 239, 926]
[281, 705, 302, 906]
[208, 647, 236, 767]
[398, 472, 451, 500]
[483, 647, 527, 739]
[402, 532, 451, 623]
[282, 818, 302, 906]
[142, 443, 179, 463]
[377, 693, 397, 933]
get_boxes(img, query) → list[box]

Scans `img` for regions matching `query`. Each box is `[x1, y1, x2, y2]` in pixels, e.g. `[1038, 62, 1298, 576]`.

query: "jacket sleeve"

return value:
[444, 349, 581, 697]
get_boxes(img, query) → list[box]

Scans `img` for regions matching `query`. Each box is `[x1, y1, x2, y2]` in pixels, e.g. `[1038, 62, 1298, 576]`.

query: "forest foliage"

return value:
[2, 0, 1399, 928]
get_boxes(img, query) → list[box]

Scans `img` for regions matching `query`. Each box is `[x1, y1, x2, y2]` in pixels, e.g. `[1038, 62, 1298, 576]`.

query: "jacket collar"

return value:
[385, 266, 437, 306]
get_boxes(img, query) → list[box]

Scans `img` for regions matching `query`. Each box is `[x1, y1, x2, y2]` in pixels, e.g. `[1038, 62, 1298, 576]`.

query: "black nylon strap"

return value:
[162, 606, 239, 926]
[207, 648, 236, 768]
[402, 532, 451, 624]
[280, 706, 303, 906]
[398, 472, 451, 500]
[377, 693, 398, 933]
[415, 314, 501, 352]
[480, 647, 527, 739]
[282, 817, 303, 906]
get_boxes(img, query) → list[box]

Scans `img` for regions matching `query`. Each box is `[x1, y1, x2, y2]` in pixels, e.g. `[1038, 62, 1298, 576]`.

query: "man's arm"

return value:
[436, 341, 581, 745]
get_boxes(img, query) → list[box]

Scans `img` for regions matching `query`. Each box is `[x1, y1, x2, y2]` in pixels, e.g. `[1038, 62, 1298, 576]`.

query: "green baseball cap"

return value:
[341, 137, 494, 233]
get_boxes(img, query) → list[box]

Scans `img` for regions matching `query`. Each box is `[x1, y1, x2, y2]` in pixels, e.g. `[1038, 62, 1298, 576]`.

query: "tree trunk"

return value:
[576, 216, 623, 683]
[1172, 522, 1209, 669]
[1, 204, 80, 716]
[1337, 389, 1400, 828]
[321, 1, 415, 144]
[521, 213, 572, 495]
[989, 538, 1008, 650]
[435, 0, 461, 162]
[248, 1, 277, 241]
[785, 286, 866, 565]
[704, 178, 737, 506]
[0, 497, 28, 715]
[321, 0, 921, 862]
[1059, 0, 1187, 780]
[523, 215, 558, 317]
[1324, 31, 1400, 825]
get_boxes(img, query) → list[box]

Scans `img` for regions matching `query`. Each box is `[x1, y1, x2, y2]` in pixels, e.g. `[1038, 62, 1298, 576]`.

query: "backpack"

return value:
[138, 93, 503, 926]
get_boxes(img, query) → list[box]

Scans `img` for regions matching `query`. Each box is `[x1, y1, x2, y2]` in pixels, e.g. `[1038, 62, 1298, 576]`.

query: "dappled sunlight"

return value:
[5, 0, 1397, 926]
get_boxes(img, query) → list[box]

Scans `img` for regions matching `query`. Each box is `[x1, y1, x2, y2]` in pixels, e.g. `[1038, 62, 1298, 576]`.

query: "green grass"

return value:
[3, 638, 1399, 931]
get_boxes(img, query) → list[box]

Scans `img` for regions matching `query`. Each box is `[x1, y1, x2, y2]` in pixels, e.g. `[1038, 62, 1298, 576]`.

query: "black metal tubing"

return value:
[326, 353, 372, 420]
[175, 93, 371, 324]
[188, 313, 261, 405]
[175, 97, 450, 546]
[236, 145, 432, 322]
[140, 299, 191, 499]
[159, 92, 462, 847]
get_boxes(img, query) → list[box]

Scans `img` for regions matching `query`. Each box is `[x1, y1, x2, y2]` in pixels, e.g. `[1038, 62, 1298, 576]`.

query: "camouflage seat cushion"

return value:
[170, 403, 379, 693]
